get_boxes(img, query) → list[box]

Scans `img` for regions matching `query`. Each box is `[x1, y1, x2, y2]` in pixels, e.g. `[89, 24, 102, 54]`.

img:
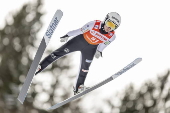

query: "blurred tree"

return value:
[1, 1, 170, 112]
[0, 0, 83, 113]
[104, 70, 170, 113]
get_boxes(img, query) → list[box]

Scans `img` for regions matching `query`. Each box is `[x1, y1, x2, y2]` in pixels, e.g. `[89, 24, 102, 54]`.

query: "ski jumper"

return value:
[36, 20, 116, 92]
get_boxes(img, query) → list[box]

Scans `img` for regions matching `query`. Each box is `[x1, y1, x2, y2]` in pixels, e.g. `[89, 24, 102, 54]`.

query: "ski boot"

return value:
[35, 65, 41, 75]
[73, 85, 90, 95]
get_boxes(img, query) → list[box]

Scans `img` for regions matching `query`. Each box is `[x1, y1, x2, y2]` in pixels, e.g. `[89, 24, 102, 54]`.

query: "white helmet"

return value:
[104, 12, 121, 30]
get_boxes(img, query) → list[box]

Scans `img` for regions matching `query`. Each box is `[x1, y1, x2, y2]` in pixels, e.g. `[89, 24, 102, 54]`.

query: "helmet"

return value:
[104, 12, 121, 30]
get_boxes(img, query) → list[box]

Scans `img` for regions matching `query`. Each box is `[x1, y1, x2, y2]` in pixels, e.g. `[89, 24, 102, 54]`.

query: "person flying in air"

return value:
[35, 12, 121, 95]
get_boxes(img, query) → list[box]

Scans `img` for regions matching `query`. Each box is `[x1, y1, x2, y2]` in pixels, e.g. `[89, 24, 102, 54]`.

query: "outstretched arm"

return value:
[66, 21, 95, 36]
[60, 21, 95, 42]
[97, 34, 116, 52]
[95, 34, 116, 58]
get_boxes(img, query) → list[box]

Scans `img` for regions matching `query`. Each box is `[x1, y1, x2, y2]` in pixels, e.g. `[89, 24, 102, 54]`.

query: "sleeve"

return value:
[66, 21, 95, 37]
[97, 34, 116, 52]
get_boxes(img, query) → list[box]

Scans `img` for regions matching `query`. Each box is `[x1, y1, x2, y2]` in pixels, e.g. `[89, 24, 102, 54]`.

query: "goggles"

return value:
[105, 20, 117, 30]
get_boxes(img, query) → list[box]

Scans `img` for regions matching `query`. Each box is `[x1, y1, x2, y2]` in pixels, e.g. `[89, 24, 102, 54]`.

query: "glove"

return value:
[95, 50, 102, 59]
[60, 34, 69, 42]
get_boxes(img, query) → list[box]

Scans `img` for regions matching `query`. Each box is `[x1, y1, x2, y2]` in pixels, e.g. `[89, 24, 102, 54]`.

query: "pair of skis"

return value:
[17, 9, 142, 110]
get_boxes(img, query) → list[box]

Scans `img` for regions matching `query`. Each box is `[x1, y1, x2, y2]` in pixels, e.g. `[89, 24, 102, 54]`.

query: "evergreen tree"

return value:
[0, 0, 83, 113]
[104, 71, 170, 113]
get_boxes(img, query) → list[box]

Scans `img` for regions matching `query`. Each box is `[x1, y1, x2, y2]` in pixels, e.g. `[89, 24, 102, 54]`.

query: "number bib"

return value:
[83, 20, 114, 45]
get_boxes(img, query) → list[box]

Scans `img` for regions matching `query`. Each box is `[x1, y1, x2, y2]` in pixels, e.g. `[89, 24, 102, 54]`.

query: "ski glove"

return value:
[60, 34, 69, 42]
[95, 50, 102, 58]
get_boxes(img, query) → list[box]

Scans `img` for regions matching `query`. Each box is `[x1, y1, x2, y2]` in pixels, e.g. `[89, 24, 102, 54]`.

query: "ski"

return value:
[18, 10, 63, 104]
[48, 58, 142, 110]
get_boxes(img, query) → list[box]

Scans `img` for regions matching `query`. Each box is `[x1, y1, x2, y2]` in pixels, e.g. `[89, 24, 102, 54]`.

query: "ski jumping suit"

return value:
[36, 20, 116, 92]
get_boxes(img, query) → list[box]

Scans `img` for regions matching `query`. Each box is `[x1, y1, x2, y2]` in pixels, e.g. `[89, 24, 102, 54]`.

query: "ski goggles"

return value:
[105, 20, 117, 30]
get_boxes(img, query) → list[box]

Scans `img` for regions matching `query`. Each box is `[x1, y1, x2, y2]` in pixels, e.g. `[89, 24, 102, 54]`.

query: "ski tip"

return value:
[47, 105, 60, 110]
[17, 98, 24, 104]
[56, 9, 63, 16]
[47, 107, 54, 111]
[134, 58, 142, 64]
